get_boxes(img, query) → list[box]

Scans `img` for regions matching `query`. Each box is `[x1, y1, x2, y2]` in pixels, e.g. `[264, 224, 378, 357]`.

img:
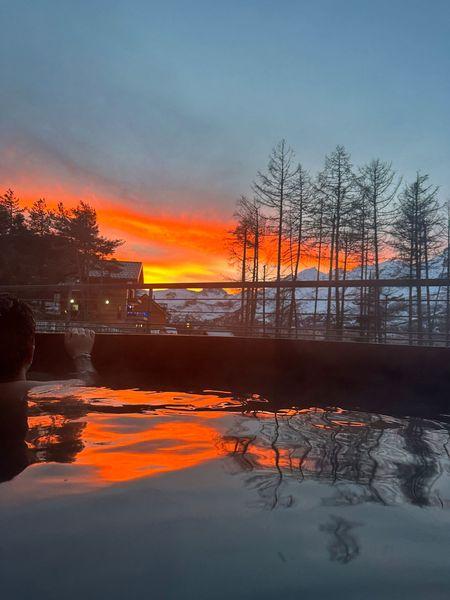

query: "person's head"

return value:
[0, 295, 35, 381]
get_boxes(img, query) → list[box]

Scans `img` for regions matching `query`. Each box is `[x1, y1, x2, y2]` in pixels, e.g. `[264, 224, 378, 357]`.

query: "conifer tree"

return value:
[28, 198, 53, 236]
[53, 201, 123, 281]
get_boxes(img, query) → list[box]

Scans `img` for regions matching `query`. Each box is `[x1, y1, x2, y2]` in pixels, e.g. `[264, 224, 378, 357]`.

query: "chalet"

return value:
[68, 260, 167, 327]
[17, 260, 167, 328]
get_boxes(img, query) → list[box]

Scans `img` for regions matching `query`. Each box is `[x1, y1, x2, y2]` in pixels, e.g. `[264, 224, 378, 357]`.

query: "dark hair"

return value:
[0, 295, 35, 381]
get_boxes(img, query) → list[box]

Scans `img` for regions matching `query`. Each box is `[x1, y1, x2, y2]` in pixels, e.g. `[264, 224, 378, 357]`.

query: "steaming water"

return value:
[1, 384, 449, 599]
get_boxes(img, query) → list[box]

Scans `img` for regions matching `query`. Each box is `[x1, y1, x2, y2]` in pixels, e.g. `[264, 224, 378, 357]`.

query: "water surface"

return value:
[1, 385, 449, 599]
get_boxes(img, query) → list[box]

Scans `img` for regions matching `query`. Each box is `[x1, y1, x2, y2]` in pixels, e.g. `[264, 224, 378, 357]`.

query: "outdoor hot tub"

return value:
[1, 334, 449, 599]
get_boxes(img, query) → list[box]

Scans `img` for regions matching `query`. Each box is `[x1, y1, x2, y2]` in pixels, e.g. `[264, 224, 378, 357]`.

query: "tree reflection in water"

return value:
[0, 390, 449, 568]
[221, 404, 450, 511]
[319, 515, 361, 564]
[0, 392, 449, 517]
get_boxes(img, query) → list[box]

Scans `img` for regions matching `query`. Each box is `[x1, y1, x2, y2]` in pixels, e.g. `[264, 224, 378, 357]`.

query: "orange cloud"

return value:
[95, 204, 234, 281]
[2, 179, 357, 284]
[5, 182, 235, 283]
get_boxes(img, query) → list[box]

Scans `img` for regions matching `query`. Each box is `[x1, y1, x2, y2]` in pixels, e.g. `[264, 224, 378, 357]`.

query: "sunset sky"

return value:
[1, 0, 449, 282]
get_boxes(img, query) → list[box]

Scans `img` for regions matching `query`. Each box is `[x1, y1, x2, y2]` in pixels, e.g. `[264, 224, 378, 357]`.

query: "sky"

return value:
[0, 0, 449, 281]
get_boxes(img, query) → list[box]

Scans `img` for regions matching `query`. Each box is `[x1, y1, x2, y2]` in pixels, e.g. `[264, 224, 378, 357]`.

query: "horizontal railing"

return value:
[1, 277, 450, 290]
[2, 279, 450, 347]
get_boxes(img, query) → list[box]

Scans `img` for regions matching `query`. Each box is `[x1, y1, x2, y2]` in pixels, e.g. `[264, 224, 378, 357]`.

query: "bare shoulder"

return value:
[0, 379, 83, 397]
[25, 379, 85, 392]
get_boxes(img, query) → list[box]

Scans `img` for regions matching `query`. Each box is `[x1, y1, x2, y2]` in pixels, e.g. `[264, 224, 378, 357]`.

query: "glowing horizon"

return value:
[9, 183, 236, 283]
[0, 0, 447, 287]
[5, 182, 328, 284]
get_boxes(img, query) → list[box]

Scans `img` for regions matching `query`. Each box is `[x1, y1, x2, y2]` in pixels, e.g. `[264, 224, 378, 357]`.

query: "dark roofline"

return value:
[89, 260, 144, 282]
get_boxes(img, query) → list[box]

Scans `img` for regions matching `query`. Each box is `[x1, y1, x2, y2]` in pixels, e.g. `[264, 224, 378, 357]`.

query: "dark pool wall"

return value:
[32, 333, 450, 415]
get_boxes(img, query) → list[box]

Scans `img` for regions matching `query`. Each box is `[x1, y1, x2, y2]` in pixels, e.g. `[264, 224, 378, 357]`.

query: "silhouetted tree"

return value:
[0, 189, 25, 235]
[317, 146, 355, 334]
[229, 196, 266, 329]
[391, 174, 442, 343]
[53, 201, 122, 281]
[286, 164, 313, 331]
[0, 192, 122, 286]
[253, 140, 298, 333]
[356, 160, 400, 339]
[28, 198, 53, 236]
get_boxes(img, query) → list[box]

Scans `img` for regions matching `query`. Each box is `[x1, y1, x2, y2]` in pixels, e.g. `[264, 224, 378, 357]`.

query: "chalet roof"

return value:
[89, 260, 143, 282]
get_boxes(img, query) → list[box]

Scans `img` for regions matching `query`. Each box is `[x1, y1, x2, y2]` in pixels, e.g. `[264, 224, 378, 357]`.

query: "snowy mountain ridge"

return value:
[152, 253, 449, 324]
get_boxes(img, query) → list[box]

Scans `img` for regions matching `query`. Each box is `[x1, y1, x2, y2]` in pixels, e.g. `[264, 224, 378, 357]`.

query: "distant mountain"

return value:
[151, 253, 449, 325]
[154, 286, 239, 323]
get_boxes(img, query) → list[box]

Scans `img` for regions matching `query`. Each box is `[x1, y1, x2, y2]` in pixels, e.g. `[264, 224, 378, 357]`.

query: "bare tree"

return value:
[391, 173, 442, 344]
[230, 142, 449, 346]
[253, 140, 298, 333]
[317, 146, 355, 335]
[309, 188, 327, 336]
[229, 196, 265, 330]
[286, 164, 313, 332]
[356, 160, 400, 339]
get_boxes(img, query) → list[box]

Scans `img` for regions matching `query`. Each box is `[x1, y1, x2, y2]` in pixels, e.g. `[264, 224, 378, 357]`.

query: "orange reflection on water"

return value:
[76, 415, 222, 483]
[26, 383, 376, 488]
[29, 385, 241, 411]
[221, 438, 317, 473]
[31, 388, 371, 488]
[26, 387, 240, 485]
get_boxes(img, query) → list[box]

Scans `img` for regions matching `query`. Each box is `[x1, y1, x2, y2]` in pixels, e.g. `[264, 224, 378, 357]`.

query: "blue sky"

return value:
[0, 0, 449, 214]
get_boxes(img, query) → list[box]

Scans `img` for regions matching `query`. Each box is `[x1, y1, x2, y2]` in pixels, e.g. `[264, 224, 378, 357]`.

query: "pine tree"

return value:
[0, 189, 25, 235]
[53, 201, 123, 281]
[28, 198, 53, 236]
